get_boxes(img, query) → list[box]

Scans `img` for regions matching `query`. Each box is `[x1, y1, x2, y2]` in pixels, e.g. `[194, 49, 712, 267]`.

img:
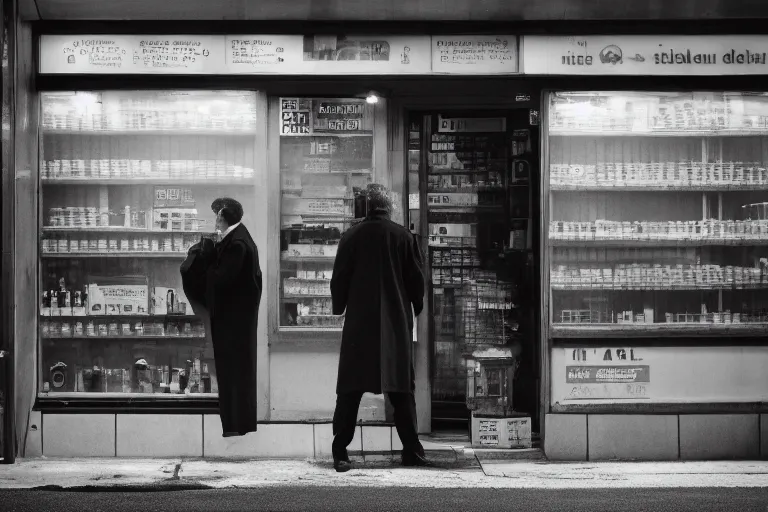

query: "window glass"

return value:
[278, 98, 377, 330]
[39, 90, 258, 397]
[548, 91, 768, 337]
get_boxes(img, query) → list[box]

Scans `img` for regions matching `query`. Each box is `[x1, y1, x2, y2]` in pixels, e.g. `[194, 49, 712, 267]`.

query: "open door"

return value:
[409, 109, 541, 437]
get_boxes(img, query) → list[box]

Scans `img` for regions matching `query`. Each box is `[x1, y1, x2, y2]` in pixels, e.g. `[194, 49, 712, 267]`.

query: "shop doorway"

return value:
[407, 109, 541, 439]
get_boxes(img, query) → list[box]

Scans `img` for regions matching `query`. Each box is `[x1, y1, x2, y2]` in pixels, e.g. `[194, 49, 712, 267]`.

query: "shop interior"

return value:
[407, 108, 541, 438]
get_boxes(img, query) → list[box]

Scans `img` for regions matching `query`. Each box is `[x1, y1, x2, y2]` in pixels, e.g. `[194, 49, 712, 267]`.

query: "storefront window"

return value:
[39, 90, 258, 397]
[547, 91, 768, 337]
[278, 97, 377, 330]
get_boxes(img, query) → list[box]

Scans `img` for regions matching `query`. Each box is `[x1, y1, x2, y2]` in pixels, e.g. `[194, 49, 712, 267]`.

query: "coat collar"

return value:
[365, 209, 391, 222]
[216, 223, 243, 252]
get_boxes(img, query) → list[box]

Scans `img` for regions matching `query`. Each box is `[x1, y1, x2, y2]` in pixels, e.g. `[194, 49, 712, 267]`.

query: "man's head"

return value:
[211, 197, 244, 233]
[365, 183, 393, 216]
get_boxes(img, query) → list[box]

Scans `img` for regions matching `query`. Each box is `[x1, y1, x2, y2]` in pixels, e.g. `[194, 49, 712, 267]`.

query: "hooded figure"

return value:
[180, 197, 262, 436]
[329, 184, 428, 472]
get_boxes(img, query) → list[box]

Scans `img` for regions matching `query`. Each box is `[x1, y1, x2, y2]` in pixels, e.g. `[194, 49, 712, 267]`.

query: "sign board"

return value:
[551, 346, 768, 404]
[154, 187, 195, 208]
[280, 97, 373, 137]
[431, 35, 518, 74]
[39, 35, 226, 74]
[40, 34, 520, 75]
[524, 35, 768, 75]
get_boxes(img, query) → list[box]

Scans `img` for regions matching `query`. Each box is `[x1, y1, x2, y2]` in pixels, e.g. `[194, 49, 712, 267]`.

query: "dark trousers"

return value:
[332, 391, 424, 460]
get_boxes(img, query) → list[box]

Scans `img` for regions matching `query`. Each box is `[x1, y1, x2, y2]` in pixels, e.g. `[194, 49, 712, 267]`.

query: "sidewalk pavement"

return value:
[1, 457, 767, 490]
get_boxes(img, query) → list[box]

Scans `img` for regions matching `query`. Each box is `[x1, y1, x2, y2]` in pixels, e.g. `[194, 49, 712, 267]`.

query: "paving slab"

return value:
[0, 458, 181, 489]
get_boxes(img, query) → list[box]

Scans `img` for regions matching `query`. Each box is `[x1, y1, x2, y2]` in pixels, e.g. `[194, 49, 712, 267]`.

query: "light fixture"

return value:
[365, 91, 380, 104]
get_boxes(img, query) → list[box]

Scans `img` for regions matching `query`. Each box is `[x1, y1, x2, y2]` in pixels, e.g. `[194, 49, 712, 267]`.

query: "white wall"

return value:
[269, 351, 385, 422]
[551, 346, 768, 406]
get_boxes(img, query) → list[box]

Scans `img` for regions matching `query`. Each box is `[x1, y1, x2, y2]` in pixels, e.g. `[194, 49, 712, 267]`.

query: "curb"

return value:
[26, 482, 215, 492]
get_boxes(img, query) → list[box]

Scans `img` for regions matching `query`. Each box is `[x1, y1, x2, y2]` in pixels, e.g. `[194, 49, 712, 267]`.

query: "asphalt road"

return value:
[1, 487, 768, 512]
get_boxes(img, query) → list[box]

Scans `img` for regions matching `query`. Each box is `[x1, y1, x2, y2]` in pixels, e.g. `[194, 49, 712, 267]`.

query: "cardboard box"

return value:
[87, 284, 148, 316]
[471, 414, 532, 449]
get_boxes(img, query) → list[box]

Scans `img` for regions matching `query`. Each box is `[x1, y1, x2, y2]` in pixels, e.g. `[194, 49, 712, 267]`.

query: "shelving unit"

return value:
[547, 91, 768, 339]
[38, 90, 259, 397]
[277, 97, 378, 330]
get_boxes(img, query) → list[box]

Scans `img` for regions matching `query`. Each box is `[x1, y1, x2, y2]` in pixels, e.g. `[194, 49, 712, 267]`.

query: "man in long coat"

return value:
[330, 184, 427, 472]
[181, 197, 262, 437]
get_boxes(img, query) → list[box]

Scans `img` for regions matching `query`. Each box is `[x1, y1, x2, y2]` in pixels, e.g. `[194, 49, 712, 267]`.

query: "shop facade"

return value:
[3, 18, 768, 460]
[527, 35, 768, 460]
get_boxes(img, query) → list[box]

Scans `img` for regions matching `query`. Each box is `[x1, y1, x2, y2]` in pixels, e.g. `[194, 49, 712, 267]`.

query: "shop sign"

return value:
[566, 365, 650, 384]
[523, 35, 768, 75]
[551, 346, 768, 405]
[40, 34, 520, 75]
[431, 35, 518, 74]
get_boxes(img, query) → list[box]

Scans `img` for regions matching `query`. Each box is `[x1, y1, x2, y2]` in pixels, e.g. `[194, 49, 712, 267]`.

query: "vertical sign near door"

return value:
[280, 98, 311, 136]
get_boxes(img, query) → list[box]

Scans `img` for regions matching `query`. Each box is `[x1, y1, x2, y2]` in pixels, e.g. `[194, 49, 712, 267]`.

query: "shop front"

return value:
[527, 35, 768, 460]
[10, 26, 768, 462]
[12, 30, 541, 458]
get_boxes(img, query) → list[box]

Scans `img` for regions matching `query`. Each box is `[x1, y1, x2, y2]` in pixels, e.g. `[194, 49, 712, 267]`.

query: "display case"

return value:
[547, 91, 768, 338]
[278, 97, 382, 331]
[39, 90, 259, 397]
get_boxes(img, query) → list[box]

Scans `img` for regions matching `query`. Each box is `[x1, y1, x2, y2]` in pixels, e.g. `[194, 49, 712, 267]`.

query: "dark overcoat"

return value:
[181, 224, 262, 435]
[331, 211, 425, 395]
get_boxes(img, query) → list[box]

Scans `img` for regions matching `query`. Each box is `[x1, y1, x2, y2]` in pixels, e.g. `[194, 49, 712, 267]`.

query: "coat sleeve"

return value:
[330, 234, 354, 315]
[180, 239, 214, 307]
[253, 244, 263, 301]
[211, 240, 247, 291]
[404, 233, 426, 316]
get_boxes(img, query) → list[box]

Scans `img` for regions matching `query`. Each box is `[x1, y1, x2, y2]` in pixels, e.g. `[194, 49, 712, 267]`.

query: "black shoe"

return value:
[402, 451, 432, 467]
[333, 459, 353, 473]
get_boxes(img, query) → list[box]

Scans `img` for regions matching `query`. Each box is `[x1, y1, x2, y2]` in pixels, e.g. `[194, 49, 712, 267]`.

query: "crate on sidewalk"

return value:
[471, 414, 532, 449]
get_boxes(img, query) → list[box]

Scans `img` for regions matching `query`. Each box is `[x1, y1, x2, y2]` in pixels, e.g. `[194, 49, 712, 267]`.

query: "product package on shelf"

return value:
[87, 283, 149, 316]
[551, 263, 768, 290]
[41, 233, 198, 255]
[151, 287, 192, 316]
[550, 219, 768, 242]
[283, 243, 338, 259]
[43, 91, 257, 133]
[283, 277, 332, 297]
[550, 92, 768, 134]
[550, 162, 768, 189]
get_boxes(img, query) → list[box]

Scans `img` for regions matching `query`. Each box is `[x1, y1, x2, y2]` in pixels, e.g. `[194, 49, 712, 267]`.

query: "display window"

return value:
[39, 90, 259, 397]
[547, 91, 768, 338]
[278, 97, 382, 331]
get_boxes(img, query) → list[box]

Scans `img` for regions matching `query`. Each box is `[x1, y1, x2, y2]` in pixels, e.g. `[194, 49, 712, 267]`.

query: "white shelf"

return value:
[43, 227, 212, 234]
[42, 178, 255, 186]
[552, 323, 768, 338]
[550, 236, 768, 247]
[550, 129, 768, 137]
[44, 336, 205, 341]
[43, 129, 255, 136]
[40, 392, 217, 398]
[42, 252, 187, 259]
[550, 182, 768, 192]
[551, 283, 768, 291]
[281, 256, 335, 263]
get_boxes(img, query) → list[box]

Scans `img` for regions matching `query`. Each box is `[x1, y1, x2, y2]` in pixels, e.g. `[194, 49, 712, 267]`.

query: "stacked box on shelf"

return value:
[550, 162, 768, 188]
[551, 264, 768, 289]
[42, 159, 256, 181]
